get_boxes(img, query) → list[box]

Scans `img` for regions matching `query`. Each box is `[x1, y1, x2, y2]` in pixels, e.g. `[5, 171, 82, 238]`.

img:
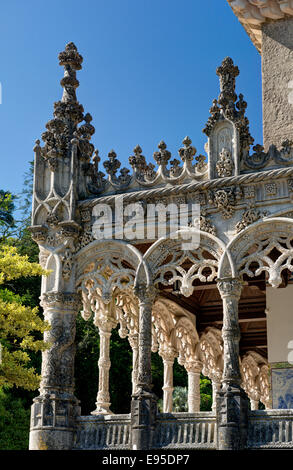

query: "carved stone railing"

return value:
[73, 410, 293, 450]
[73, 414, 131, 450]
[247, 410, 293, 449]
[153, 412, 217, 449]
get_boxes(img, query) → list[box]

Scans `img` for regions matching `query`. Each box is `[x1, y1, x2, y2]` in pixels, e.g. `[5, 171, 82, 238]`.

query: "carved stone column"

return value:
[92, 318, 116, 415]
[131, 284, 157, 450]
[186, 360, 202, 413]
[161, 348, 176, 413]
[212, 379, 221, 414]
[128, 333, 139, 395]
[29, 292, 81, 450]
[216, 278, 249, 451]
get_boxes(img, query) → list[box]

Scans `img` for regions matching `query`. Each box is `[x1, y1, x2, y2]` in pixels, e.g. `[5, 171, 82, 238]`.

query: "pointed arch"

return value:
[142, 229, 228, 297]
[218, 217, 293, 287]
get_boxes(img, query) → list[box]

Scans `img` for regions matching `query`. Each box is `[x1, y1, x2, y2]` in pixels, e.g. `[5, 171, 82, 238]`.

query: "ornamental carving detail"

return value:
[235, 206, 269, 233]
[199, 210, 217, 236]
[209, 187, 239, 219]
[216, 148, 234, 177]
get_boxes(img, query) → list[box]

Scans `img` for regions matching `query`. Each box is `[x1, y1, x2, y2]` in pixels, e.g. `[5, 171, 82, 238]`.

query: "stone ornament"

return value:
[199, 210, 217, 236]
[235, 205, 269, 233]
[209, 187, 237, 219]
[216, 148, 234, 177]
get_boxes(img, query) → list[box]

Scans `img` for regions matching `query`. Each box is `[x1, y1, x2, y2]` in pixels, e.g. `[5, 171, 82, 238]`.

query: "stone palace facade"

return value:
[29, 0, 293, 450]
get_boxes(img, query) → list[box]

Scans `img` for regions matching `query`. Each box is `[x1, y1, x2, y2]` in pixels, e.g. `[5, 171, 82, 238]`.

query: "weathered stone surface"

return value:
[262, 18, 293, 150]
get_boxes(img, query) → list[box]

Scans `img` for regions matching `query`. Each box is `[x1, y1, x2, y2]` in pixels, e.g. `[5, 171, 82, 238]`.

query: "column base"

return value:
[216, 384, 249, 450]
[29, 393, 80, 450]
[131, 391, 157, 450]
[91, 405, 113, 416]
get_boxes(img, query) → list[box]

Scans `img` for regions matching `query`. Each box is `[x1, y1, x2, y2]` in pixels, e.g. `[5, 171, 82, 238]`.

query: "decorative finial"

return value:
[178, 136, 196, 162]
[58, 42, 83, 103]
[153, 141, 171, 166]
[216, 57, 239, 109]
[40, 43, 97, 165]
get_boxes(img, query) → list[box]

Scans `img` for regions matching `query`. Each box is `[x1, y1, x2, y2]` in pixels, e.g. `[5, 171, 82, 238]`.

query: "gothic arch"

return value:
[241, 351, 271, 409]
[218, 217, 293, 287]
[199, 327, 223, 384]
[76, 239, 149, 304]
[142, 229, 227, 297]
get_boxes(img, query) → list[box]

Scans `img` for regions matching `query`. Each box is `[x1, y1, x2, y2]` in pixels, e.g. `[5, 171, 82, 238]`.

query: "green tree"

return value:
[0, 191, 16, 242]
[0, 388, 31, 450]
[0, 245, 49, 390]
[200, 375, 213, 411]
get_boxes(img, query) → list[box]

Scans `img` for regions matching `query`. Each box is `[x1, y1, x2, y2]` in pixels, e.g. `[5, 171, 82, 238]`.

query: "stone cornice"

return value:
[227, 0, 293, 51]
[78, 165, 293, 208]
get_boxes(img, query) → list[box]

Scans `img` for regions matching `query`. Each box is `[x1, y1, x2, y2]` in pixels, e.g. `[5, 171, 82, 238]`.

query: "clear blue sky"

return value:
[0, 0, 262, 202]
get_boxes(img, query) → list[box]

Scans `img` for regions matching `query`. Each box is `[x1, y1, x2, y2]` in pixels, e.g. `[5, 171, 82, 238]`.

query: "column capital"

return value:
[160, 346, 177, 363]
[40, 291, 81, 311]
[95, 316, 117, 333]
[185, 359, 203, 374]
[217, 278, 243, 299]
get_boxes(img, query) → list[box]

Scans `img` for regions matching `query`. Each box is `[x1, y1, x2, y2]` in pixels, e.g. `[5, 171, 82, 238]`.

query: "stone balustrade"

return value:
[73, 415, 131, 450]
[73, 410, 293, 450]
[247, 409, 293, 448]
[153, 412, 217, 449]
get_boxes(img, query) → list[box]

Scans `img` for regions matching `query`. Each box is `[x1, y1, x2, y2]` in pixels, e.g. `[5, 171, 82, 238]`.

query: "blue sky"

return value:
[0, 0, 262, 203]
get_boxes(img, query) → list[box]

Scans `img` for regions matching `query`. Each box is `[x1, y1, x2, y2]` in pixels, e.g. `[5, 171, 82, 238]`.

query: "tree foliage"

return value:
[0, 191, 16, 242]
[0, 245, 49, 390]
[0, 388, 30, 450]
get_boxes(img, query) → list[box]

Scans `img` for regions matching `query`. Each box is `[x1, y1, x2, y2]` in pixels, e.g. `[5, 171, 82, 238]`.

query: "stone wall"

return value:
[262, 17, 293, 150]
